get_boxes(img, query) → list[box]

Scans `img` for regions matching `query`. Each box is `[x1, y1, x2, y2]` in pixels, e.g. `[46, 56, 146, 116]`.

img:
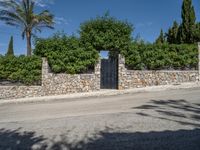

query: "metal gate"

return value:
[101, 57, 118, 89]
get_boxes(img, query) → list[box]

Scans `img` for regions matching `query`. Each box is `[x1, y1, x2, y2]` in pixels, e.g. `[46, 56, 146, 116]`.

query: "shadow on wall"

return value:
[0, 128, 200, 150]
[133, 99, 200, 128]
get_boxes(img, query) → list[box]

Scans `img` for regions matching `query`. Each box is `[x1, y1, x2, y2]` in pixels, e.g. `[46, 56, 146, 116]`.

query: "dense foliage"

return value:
[34, 15, 132, 74]
[0, 55, 42, 85]
[79, 15, 133, 53]
[122, 43, 198, 70]
[34, 34, 99, 74]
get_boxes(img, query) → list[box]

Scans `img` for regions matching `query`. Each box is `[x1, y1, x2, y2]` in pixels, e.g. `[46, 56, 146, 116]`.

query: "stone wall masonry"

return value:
[41, 58, 101, 95]
[0, 58, 101, 100]
[118, 55, 199, 90]
[0, 86, 43, 100]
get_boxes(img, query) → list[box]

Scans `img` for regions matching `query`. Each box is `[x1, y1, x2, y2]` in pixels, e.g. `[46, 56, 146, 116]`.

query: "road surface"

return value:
[0, 88, 200, 150]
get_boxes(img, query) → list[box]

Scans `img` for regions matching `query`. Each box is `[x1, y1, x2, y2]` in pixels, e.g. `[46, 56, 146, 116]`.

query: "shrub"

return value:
[34, 34, 99, 74]
[122, 43, 198, 70]
[0, 55, 42, 85]
[79, 15, 133, 53]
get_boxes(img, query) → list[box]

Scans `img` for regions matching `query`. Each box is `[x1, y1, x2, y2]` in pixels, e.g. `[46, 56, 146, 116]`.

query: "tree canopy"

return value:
[79, 15, 133, 53]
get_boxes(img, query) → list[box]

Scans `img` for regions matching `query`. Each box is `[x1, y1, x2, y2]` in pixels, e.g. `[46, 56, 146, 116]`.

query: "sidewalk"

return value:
[0, 82, 200, 105]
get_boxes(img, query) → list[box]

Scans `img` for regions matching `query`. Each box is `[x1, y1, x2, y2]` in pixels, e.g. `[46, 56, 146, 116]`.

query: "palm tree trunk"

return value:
[26, 31, 32, 56]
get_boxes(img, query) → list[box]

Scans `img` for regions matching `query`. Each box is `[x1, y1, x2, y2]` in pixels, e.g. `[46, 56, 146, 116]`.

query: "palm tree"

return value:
[0, 0, 54, 56]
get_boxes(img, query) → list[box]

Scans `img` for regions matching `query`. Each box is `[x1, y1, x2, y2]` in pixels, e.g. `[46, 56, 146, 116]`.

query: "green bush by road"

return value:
[0, 55, 42, 85]
[122, 43, 198, 70]
[34, 34, 99, 74]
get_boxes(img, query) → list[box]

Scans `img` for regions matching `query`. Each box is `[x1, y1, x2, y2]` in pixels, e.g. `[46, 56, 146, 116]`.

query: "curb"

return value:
[0, 82, 200, 105]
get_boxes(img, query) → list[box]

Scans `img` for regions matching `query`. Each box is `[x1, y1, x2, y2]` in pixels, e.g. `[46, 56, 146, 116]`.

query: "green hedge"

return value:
[122, 44, 198, 70]
[79, 15, 133, 52]
[34, 34, 99, 74]
[0, 55, 42, 85]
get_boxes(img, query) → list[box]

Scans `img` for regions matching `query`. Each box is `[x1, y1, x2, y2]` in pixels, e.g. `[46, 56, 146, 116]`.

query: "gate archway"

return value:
[79, 15, 133, 89]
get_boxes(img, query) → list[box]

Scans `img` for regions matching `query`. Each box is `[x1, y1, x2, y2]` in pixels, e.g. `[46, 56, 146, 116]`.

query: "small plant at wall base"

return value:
[0, 55, 42, 85]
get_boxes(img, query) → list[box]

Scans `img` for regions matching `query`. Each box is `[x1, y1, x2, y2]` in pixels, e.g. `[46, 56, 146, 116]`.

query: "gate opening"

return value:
[100, 50, 118, 89]
[100, 50, 109, 59]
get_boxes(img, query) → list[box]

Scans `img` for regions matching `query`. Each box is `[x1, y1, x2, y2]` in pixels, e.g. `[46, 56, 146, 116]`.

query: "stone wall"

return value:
[0, 58, 101, 100]
[41, 58, 101, 95]
[0, 53, 200, 100]
[118, 55, 199, 90]
[0, 86, 43, 100]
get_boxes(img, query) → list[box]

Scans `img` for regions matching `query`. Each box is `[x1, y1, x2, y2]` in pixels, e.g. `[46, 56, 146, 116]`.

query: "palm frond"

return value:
[30, 9, 54, 31]
[0, 9, 26, 27]
[0, 0, 19, 10]
[5, 21, 20, 28]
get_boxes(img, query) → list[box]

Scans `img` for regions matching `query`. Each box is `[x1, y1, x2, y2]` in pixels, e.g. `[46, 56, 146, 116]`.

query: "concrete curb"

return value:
[0, 82, 200, 105]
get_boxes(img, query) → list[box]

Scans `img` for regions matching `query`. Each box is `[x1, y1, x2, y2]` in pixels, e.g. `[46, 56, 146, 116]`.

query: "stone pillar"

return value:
[118, 54, 126, 90]
[42, 58, 50, 86]
[198, 42, 200, 81]
[94, 58, 101, 90]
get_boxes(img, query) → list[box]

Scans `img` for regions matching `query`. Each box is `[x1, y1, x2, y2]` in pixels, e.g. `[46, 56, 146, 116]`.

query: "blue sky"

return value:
[0, 0, 200, 55]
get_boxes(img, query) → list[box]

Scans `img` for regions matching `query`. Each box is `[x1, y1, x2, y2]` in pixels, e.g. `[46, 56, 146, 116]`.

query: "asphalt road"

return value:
[0, 88, 200, 150]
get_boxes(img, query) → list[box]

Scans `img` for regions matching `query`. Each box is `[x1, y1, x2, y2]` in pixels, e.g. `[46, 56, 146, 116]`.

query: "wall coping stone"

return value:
[126, 70, 198, 73]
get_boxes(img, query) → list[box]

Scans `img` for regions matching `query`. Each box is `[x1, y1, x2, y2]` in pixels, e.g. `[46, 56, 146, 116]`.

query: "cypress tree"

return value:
[166, 21, 180, 44]
[166, 27, 172, 44]
[179, 0, 196, 43]
[193, 23, 200, 42]
[6, 36, 14, 56]
[155, 29, 165, 44]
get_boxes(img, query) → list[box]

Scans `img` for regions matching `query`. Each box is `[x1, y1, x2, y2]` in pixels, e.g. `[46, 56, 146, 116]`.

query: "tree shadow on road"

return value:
[133, 99, 200, 127]
[0, 128, 47, 150]
[0, 127, 200, 150]
[81, 129, 200, 150]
